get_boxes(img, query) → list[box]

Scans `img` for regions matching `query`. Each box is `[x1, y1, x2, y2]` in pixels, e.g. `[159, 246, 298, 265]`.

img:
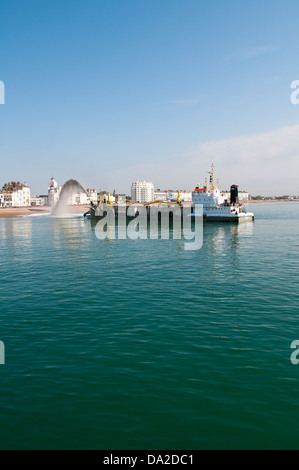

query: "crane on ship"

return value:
[144, 191, 182, 207]
[98, 190, 132, 206]
[95, 189, 183, 209]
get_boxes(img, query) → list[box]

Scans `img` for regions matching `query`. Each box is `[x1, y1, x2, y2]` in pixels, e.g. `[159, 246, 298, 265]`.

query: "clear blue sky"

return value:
[1, 0, 299, 195]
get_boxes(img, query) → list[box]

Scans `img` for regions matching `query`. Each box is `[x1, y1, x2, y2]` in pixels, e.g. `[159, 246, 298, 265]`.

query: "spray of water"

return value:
[52, 179, 90, 216]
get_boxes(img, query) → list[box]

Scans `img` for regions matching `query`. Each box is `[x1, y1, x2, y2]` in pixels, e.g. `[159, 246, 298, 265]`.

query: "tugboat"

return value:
[192, 164, 254, 222]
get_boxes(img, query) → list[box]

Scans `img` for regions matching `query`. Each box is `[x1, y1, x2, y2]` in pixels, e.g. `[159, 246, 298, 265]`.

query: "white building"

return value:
[239, 191, 250, 201]
[153, 190, 168, 202]
[154, 189, 192, 202]
[67, 192, 89, 205]
[131, 180, 154, 203]
[222, 190, 250, 202]
[86, 189, 98, 205]
[12, 188, 31, 207]
[31, 196, 48, 206]
[66, 189, 97, 205]
[0, 182, 31, 207]
[168, 190, 192, 202]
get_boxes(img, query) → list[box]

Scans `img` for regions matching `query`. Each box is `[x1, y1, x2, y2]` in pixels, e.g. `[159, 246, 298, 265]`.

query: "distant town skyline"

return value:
[1, 1, 299, 196]
[1, 176, 297, 202]
[2, 175, 296, 210]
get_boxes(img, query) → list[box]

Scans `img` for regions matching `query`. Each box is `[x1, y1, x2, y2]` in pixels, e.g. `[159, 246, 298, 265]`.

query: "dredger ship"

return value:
[84, 165, 254, 222]
[191, 164, 254, 222]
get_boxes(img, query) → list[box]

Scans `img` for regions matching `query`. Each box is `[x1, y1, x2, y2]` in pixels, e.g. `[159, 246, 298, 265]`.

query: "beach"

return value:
[244, 199, 299, 203]
[0, 205, 90, 218]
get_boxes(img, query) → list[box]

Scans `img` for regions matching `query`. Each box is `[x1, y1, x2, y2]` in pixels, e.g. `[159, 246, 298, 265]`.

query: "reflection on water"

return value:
[198, 221, 254, 284]
[0, 218, 33, 263]
[0, 217, 254, 262]
[50, 217, 87, 251]
[2, 204, 299, 449]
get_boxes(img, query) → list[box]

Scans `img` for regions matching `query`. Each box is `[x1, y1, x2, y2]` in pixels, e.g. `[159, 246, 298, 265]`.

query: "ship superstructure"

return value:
[192, 164, 254, 222]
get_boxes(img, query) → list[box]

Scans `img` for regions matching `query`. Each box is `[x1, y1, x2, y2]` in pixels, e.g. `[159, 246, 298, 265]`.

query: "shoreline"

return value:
[244, 199, 299, 204]
[0, 200, 297, 218]
[0, 205, 90, 218]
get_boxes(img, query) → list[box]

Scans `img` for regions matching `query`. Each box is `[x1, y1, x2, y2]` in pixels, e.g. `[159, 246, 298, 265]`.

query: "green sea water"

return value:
[1, 202, 299, 450]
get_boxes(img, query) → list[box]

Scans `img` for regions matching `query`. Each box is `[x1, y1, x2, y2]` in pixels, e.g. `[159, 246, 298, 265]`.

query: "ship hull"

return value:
[191, 213, 254, 222]
[84, 204, 254, 223]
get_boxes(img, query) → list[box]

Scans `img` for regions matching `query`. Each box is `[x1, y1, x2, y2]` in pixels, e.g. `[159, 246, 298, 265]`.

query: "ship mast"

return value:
[208, 164, 215, 190]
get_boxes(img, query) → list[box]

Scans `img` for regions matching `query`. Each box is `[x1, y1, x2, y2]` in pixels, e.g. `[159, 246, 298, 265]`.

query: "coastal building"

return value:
[31, 195, 48, 206]
[153, 190, 168, 201]
[115, 194, 127, 203]
[112, 190, 127, 203]
[222, 190, 250, 202]
[66, 190, 97, 205]
[170, 190, 192, 202]
[39, 195, 49, 205]
[67, 192, 89, 205]
[238, 191, 250, 201]
[86, 189, 98, 205]
[0, 181, 31, 207]
[154, 189, 192, 202]
[131, 180, 154, 203]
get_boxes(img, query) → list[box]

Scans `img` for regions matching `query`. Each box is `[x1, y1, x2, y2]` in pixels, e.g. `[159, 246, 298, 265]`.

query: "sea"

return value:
[0, 202, 299, 450]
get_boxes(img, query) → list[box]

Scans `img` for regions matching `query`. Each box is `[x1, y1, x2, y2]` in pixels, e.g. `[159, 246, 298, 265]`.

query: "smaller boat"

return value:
[192, 165, 254, 222]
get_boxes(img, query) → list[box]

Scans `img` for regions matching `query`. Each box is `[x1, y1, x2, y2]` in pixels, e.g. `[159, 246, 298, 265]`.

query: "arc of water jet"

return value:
[52, 179, 92, 216]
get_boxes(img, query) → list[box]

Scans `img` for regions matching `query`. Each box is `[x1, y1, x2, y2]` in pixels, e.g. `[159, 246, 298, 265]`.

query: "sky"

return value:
[1, 0, 299, 196]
